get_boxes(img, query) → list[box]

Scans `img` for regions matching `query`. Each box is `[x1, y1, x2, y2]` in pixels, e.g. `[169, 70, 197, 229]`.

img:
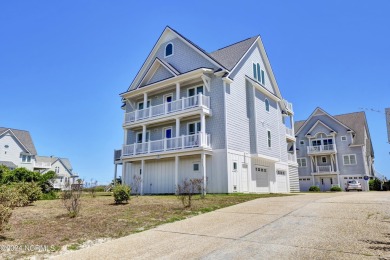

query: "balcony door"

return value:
[136, 131, 150, 143]
[187, 122, 201, 147]
[163, 127, 174, 150]
[188, 86, 203, 107]
[164, 94, 173, 113]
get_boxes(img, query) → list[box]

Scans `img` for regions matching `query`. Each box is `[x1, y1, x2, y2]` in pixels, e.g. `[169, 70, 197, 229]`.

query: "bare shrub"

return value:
[61, 184, 82, 218]
[176, 178, 206, 208]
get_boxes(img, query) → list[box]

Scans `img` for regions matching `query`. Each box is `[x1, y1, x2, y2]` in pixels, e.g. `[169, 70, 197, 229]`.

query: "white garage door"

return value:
[255, 166, 269, 192]
[299, 177, 312, 191]
[276, 170, 288, 193]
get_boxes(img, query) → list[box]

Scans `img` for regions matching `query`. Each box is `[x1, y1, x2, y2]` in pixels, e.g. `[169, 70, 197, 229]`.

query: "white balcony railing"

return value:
[283, 99, 293, 113]
[124, 93, 210, 124]
[317, 165, 332, 173]
[285, 127, 294, 137]
[307, 144, 336, 154]
[33, 162, 51, 168]
[288, 153, 296, 162]
[122, 133, 211, 157]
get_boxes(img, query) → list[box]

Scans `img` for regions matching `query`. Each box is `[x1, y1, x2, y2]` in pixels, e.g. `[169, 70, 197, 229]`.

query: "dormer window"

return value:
[165, 43, 173, 57]
[21, 155, 31, 163]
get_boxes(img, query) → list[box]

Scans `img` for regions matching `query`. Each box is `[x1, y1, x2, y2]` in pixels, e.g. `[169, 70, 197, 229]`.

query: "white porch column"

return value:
[176, 82, 180, 101]
[201, 152, 207, 196]
[122, 162, 127, 185]
[175, 156, 179, 194]
[293, 142, 297, 160]
[290, 115, 295, 133]
[143, 93, 148, 107]
[200, 112, 206, 146]
[176, 118, 180, 138]
[141, 160, 145, 195]
[142, 125, 146, 143]
[114, 164, 118, 185]
[334, 153, 339, 172]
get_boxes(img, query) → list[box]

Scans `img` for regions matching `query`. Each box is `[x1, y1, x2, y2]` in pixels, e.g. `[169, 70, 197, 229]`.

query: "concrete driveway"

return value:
[53, 192, 390, 259]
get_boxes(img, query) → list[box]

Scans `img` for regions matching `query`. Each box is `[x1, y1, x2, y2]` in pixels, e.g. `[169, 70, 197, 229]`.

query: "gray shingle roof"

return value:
[209, 36, 258, 71]
[0, 161, 17, 168]
[294, 111, 373, 157]
[0, 127, 37, 155]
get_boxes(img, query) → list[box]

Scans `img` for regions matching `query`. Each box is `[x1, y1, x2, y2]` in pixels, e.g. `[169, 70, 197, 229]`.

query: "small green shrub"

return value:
[369, 178, 382, 191]
[113, 185, 131, 204]
[13, 182, 42, 205]
[308, 186, 320, 192]
[40, 190, 58, 200]
[330, 186, 342, 192]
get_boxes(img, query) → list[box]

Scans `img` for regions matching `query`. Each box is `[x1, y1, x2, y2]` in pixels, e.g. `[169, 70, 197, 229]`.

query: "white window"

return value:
[136, 131, 150, 143]
[233, 162, 237, 171]
[265, 98, 270, 112]
[165, 43, 173, 57]
[137, 100, 151, 110]
[343, 154, 357, 165]
[321, 156, 327, 163]
[193, 163, 199, 171]
[187, 86, 203, 97]
[299, 140, 305, 145]
[21, 155, 31, 163]
[267, 130, 272, 148]
[253, 63, 265, 84]
[187, 121, 201, 135]
[55, 166, 60, 174]
[341, 136, 347, 141]
[297, 158, 307, 167]
[255, 167, 267, 172]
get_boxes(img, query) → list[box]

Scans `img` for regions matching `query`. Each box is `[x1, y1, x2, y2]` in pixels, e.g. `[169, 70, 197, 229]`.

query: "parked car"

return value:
[345, 180, 362, 191]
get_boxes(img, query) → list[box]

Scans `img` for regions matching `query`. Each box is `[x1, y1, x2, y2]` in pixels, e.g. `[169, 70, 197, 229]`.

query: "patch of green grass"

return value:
[67, 243, 81, 251]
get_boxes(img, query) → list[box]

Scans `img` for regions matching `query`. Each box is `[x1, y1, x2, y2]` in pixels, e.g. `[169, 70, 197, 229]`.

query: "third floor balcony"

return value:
[123, 93, 210, 127]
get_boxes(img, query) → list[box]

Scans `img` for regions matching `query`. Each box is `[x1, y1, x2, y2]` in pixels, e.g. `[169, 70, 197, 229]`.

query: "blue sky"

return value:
[1, 1, 389, 183]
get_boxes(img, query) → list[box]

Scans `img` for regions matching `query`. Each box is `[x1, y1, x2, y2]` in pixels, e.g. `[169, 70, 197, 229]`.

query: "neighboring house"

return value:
[0, 127, 78, 190]
[115, 26, 298, 194]
[0, 127, 38, 171]
[36, 156, 78, 190]
[295, 108, 375, 191]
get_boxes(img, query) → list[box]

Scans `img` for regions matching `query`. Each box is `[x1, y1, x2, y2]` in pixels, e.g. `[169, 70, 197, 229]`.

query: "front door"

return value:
[320, 177, 332, 191]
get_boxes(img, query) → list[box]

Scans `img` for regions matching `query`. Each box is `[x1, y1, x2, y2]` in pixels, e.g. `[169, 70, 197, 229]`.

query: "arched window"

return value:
[165, 43, 173, 57]
[265, 98, 270, 112]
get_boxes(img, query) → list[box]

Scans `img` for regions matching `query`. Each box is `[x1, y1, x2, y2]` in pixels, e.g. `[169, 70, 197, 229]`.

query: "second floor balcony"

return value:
[33, 161, 51, 169]
[307, 144, 337, 155]
[124, 94, 210, 126]
[122, 132, 211, 158]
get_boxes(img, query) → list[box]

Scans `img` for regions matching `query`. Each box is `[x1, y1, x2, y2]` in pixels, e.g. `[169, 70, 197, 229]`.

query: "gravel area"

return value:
[53, 192, 390, 259]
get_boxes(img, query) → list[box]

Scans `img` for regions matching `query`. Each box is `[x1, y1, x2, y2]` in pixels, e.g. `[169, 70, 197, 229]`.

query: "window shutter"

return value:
[253, 63, 257, 79]
[256, 63, 261, 82]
